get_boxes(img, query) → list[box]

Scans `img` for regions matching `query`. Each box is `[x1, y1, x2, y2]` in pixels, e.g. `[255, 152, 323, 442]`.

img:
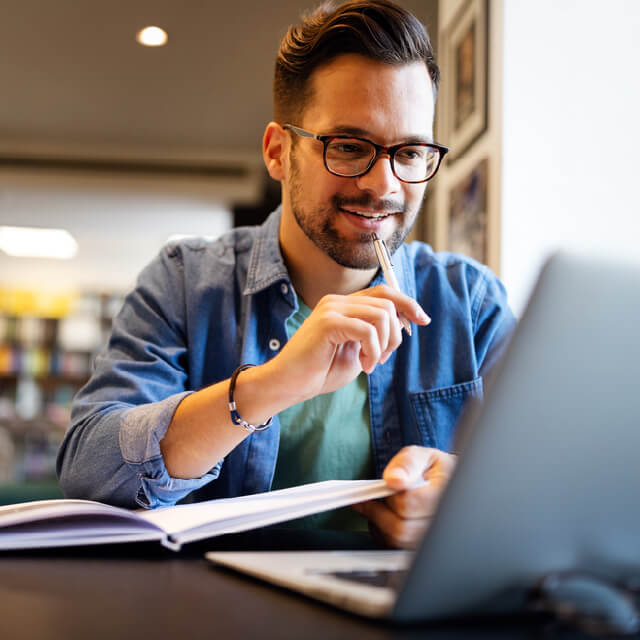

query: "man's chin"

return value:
[323, 224, 412, 270]
[335, 258, 380, 270]
[324, 244, 380, 270]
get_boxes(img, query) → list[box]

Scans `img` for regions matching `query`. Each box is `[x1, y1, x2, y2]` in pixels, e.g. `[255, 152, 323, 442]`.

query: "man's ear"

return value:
[262, 122, 288, 182]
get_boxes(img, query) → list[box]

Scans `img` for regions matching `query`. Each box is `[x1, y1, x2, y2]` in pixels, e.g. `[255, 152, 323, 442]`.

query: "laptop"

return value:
[206, 251, 640, 622]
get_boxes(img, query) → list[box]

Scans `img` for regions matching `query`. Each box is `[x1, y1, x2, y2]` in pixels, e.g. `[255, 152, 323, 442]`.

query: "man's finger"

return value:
[383, 445, 441, 489]
[356, 284, 430, 326]
[353, 500, 427, 549]
[384, 482, 441, 519]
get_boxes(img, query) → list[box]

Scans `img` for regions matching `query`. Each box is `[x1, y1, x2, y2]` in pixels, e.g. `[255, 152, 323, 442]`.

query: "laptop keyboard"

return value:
[309, 568, 408, 589]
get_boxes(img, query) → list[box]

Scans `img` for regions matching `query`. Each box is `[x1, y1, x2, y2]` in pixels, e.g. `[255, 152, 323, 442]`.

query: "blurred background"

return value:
[1, 0, 638, 503]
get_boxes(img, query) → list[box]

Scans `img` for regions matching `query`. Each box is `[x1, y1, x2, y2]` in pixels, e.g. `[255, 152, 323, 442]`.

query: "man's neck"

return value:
[279, 211, 377, 309]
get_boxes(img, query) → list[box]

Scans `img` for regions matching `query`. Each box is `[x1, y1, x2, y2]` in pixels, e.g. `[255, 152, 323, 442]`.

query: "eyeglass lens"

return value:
[324, 138, 440, 182]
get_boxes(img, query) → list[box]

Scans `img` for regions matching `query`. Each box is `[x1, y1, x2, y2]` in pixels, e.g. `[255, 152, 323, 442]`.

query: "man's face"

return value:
[283, 54, 436, 269]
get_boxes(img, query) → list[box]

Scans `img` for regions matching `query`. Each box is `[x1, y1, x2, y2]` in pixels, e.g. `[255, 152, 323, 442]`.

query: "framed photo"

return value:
[440, 0, 488, 161]
[448, 158, 488, 263]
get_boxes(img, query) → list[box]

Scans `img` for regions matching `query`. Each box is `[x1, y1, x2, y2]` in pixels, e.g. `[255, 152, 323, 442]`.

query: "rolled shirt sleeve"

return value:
[120, 393, 222, 508]
[56, 245, 221, 509]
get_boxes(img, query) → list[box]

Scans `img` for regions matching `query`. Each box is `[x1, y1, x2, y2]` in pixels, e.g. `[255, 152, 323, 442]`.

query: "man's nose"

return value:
[355, 153, 401, 197]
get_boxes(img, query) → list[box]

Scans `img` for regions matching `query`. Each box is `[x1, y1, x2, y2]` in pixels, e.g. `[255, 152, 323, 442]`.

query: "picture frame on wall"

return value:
[448, 158, 489, 264]
[440, 0, 488, 161]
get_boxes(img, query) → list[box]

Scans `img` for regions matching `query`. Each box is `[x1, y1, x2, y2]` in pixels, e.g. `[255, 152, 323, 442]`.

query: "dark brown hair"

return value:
[274, 0, 439, 124]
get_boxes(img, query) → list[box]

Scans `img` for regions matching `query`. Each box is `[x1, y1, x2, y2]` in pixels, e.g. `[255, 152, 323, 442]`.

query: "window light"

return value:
[0, 226, 78, 259]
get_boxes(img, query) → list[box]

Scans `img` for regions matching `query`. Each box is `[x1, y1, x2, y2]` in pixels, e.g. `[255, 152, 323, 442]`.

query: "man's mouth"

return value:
[339, 207, 396, 220]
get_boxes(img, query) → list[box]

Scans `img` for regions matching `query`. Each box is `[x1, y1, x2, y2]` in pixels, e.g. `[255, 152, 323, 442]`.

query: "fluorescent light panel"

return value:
[0, 226, 78, 259]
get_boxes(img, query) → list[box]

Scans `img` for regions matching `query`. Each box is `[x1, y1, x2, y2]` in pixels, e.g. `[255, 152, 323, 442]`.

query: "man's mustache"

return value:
[331, 195, 406, 215]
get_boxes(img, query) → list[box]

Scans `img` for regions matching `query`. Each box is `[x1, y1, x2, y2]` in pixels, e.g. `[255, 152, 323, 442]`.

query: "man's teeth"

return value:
[347, 210, 391, 219]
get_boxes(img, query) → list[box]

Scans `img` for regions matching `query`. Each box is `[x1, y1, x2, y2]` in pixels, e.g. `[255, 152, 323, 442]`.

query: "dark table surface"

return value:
[0, 529, 596, 640]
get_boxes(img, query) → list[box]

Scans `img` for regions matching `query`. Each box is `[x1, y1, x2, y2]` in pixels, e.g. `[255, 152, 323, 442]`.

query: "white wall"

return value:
[502, 0, 640, 314]
[0, 169, 243, 293]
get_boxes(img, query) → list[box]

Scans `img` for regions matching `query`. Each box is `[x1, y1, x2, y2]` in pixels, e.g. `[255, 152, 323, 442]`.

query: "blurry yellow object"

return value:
[0, 287, 75, 318]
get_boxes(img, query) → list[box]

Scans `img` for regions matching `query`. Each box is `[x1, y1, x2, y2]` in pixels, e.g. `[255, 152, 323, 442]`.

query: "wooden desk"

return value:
[0, 531, 584, 640]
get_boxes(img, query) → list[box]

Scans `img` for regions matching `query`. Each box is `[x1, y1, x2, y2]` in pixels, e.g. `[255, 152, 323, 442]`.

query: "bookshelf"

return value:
[0, 288, 124, 501]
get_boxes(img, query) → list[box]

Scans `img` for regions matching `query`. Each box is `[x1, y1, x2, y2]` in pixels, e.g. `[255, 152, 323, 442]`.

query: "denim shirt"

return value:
[57, 207, 515, 509]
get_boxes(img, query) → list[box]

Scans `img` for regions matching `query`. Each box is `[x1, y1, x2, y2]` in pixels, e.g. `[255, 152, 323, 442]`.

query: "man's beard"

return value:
[288, 155, 423, 270]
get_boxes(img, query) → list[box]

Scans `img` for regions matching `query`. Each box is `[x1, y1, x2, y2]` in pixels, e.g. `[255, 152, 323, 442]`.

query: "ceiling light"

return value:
[136, 26, 168, 47]
[0, 226, 78, 259]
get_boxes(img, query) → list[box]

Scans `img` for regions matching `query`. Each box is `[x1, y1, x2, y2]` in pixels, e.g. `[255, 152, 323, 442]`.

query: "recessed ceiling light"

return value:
[136, 26, 168, 47]
[0, 226, 78, 259]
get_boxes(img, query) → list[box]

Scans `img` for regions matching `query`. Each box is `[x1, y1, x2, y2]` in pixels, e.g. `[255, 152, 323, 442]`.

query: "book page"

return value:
[0, 499, 154, 529]
[0, 499, 164, 550]
[139, 479, 394, 538]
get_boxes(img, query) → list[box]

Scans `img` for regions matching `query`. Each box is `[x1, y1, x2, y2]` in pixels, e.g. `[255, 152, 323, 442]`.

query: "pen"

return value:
[371, 232, 412, 336]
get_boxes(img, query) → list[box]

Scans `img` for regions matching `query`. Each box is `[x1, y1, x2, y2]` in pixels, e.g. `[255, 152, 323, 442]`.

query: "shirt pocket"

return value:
[409, 378, 483, 451]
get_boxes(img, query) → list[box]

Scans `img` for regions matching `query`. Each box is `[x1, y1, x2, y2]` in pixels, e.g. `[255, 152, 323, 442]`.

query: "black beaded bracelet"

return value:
[228, 364, 273, 433]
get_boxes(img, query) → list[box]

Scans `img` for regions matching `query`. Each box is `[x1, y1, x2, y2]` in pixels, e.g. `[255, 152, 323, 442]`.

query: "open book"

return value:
[0, 479, 395, 551]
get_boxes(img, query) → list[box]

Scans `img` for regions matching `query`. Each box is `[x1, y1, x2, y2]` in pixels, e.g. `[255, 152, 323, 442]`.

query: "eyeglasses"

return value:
[283, 124, 449, 184]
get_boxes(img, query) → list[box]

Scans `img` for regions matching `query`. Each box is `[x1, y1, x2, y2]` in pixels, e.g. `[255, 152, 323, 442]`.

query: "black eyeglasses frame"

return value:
[282, 124, 449, 184]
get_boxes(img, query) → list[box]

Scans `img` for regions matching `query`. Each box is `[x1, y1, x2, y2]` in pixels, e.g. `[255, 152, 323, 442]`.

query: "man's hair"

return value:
[274, 0, 439, 124]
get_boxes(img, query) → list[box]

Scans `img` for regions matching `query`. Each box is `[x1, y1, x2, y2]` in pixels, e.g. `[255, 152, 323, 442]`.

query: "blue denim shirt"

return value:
[57, 207, 515, 509]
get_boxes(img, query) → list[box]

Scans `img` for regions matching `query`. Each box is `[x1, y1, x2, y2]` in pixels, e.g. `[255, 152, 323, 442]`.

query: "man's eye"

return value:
[329, 141, 369, 156]
[396, 146, 427, 162]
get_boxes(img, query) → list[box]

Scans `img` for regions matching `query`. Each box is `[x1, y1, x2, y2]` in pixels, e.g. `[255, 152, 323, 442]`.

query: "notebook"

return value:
[206, 251, 640, 622]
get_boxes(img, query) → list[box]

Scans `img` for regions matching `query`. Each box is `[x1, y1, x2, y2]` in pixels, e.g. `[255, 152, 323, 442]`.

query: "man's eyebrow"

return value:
[324, 125, 434, 144]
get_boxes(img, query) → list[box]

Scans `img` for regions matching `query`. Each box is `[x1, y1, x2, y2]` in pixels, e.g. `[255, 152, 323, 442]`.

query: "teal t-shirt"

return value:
[271, 298, 375, 531]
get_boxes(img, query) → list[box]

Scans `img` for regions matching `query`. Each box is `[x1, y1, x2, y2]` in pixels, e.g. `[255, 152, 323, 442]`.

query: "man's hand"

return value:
[352, 446, 457, 549]
[265, 284, 430, 406]
[163, 285, 429, 480]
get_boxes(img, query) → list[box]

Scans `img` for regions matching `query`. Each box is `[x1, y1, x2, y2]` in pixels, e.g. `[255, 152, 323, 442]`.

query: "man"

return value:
[57, 0, 514, 549]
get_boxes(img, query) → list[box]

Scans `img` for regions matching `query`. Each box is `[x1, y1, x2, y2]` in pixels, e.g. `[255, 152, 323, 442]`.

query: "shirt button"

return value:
[384, 430, 391, 444]
[280, 283, 289, 295]
[269, 338, 281, 351]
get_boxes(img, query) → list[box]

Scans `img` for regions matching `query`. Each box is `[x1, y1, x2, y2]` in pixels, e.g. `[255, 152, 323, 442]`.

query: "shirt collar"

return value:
[393, 241, 417, 300]
[243, 206, 290, 295]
